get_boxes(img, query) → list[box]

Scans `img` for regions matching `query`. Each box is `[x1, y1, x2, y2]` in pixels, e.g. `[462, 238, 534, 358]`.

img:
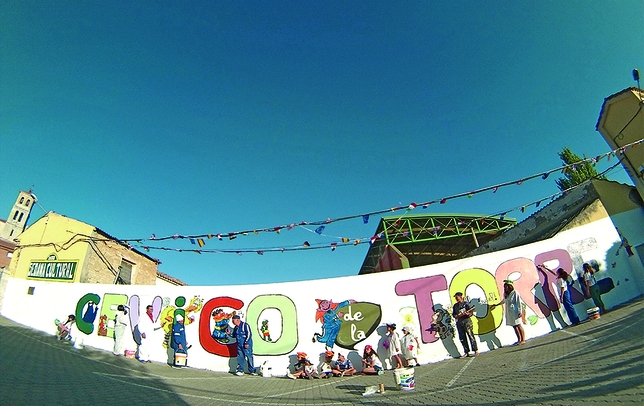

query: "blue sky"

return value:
[1, 1, 642, 286]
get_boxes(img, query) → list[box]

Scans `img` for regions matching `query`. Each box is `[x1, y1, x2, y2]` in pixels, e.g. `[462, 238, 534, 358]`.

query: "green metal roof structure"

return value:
[359, 213, 517, 275]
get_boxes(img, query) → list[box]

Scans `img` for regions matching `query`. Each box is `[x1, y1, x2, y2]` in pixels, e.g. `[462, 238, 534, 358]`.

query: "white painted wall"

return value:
[1, 214, 642, 375]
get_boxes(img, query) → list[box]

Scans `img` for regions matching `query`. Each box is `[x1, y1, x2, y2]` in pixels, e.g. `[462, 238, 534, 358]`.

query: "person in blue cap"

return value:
[230, 314, 257, 376]
[171, 314, 188, 368]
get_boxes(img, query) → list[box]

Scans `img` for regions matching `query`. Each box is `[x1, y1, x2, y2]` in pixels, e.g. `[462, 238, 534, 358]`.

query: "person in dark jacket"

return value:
[231, 315, 256, 376]
[171, 314, 188, 368]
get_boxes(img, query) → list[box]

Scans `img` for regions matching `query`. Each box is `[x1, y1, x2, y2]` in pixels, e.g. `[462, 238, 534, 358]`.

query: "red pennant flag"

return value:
[331, 243, 337, 251]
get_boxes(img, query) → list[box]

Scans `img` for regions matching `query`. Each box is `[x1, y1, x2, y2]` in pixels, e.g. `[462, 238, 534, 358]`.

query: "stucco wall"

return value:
[1, 215, 642, 374]
[9, 213, 159, 285]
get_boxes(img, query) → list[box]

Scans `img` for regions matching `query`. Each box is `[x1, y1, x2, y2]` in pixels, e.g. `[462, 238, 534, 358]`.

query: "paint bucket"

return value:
[587, 307, 601, 320]
[393, 367, 415, 390]
[125, 350, 136, 358]
[262, 366, 273, 378]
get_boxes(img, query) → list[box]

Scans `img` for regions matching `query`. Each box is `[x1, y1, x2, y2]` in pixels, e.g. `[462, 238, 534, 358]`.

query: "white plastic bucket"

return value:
[262, 366, 273, 378]
[393, 367, 415, 390]
[587, 307, 601, 320]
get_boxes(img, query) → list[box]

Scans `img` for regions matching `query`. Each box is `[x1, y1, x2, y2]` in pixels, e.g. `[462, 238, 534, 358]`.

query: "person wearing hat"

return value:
[400, 326, 421, 366]
[288, 352, 317, 379]
[113, 305, 132, 356]
[332, 352, 356, 376]
[452, 292, 478, 357]
[320, 350, 335, 378]
[490, 281, 526, 345]
[385, 323, 403, 369]
[171, 313, 188, 368]
[361, 344, 384, 375]
[231, 315, 257, 376]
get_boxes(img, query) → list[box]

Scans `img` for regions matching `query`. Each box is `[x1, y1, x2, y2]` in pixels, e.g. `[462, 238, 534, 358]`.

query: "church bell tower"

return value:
[1, 190, 36, 241]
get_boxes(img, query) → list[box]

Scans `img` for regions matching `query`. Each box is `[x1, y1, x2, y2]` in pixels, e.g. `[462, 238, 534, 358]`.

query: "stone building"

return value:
[0, 190, 36, 270]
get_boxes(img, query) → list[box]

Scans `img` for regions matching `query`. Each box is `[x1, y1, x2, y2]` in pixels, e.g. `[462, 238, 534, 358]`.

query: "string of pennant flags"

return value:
[117, 138, 642, 256]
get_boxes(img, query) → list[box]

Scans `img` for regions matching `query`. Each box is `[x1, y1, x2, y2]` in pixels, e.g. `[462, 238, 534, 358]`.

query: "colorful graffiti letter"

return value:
[449, 268, 502, 335]
[246, 295, 298, 355]
[199, 296, 243, 357]
[75, 293, 101, 335]
[395, 275, 448, 344]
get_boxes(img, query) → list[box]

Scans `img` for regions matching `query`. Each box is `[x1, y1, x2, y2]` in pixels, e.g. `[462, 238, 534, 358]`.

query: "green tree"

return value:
[555, 147, 604, 191]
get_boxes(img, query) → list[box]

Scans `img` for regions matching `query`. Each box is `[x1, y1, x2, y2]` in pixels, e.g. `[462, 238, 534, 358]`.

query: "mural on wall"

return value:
[311, 298, 383, 351]
[211, 308, 236, 343]
[311, 299, 352, 349]
[62, 240, 628, 372]
[159, 296, 203, 348]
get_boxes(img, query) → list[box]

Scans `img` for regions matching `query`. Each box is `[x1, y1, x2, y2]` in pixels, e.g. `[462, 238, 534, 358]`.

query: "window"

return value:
[18, 212, 23, 222]
[117, 259, 134, 285]
[26, 199, 31, 207]
[12, 210, 19, 220]
[20, 197, 24, 204]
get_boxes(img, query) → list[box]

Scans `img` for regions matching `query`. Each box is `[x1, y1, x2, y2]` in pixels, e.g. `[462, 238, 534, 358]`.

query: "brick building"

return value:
[8, 211, 173, 285]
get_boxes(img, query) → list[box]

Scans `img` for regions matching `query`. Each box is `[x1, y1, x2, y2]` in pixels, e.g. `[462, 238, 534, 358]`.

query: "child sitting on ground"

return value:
[56, 315, 75, 341]
[319, 350, 334, 378]
[332, 352, 356, 376]
[287, 352, 318, 379]
[361, 345, 384, 375]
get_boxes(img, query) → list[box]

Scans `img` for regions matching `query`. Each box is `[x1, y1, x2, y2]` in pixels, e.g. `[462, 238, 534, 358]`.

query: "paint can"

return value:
[587, 307, 601, 320]
[263, 366, 273, 378]
[393, 367, 415, 390]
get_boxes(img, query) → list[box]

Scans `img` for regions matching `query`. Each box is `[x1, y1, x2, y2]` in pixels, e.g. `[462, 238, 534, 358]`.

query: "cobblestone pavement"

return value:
[2, 297, 643, 405]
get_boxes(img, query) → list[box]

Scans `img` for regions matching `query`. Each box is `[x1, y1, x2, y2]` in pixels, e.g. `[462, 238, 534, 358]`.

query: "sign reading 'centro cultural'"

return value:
[28, 261, 77, 280]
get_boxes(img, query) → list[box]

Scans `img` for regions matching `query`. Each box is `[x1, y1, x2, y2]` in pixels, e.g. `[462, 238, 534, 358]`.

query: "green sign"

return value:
[28, 261, 77, 281]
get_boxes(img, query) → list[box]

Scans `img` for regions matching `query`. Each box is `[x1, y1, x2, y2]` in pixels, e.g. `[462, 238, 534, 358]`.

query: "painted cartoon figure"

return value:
[428, 308, 455, 339]
[312, 299, 354, 349]
[160, 296, 204, 348]
[260, 319, 272, 342]
[185, 296, 204, 320]
[98, 314, 108, 336]
[211, 308, 236, 343]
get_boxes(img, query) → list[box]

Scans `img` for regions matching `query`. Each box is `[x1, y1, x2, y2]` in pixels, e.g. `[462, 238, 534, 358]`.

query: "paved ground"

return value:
[2, 297, 643, 405]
